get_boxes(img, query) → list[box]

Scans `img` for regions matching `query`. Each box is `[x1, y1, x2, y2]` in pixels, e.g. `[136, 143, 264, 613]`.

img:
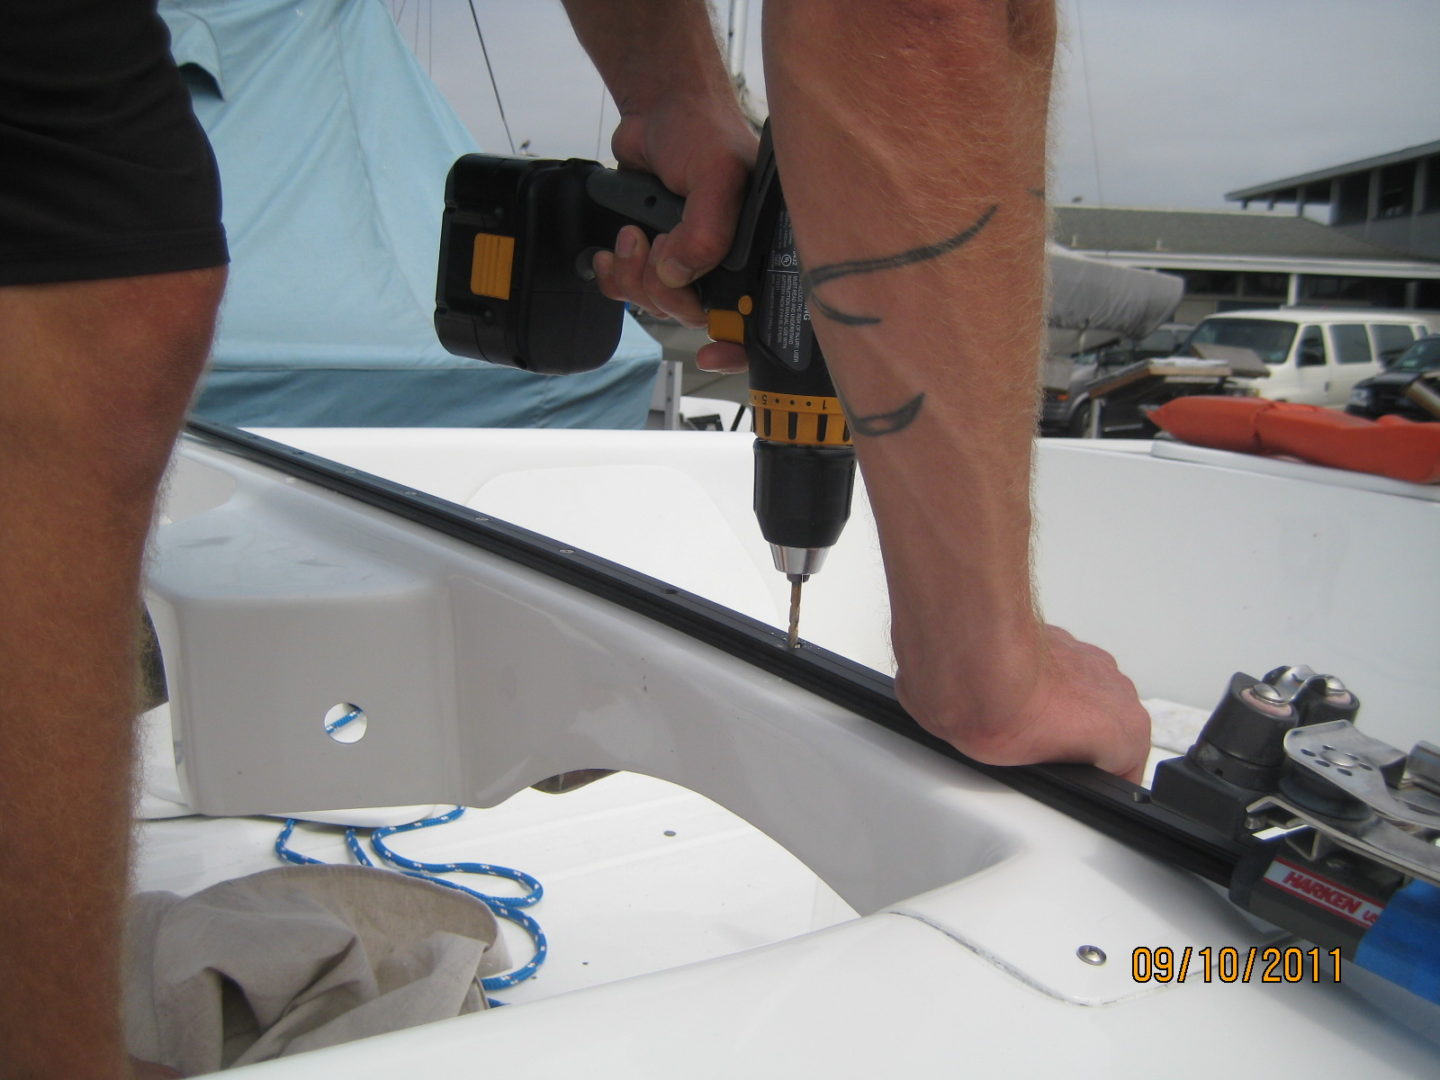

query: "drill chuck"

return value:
[753, 440, 854, 577]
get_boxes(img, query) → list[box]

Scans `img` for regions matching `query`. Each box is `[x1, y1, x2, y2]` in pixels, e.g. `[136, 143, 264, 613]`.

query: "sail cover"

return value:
[1047, 244, 1184, 353]
[159, 0, 661, 428]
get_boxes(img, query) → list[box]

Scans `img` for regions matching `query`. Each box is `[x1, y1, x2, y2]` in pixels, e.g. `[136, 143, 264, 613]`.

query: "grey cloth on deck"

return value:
[124, 864, 509, 1075]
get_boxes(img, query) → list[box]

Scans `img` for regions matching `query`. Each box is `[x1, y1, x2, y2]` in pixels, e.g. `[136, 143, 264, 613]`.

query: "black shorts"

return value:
[0, 1, 228, 286]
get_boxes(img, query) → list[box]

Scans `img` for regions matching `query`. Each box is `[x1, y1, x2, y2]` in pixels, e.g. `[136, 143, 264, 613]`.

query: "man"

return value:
[0, 1, 1145, 1075]
[1, 4, 227, 1077]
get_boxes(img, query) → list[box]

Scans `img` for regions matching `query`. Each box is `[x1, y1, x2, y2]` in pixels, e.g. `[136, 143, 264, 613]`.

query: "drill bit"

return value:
[785, 574, 805, 649]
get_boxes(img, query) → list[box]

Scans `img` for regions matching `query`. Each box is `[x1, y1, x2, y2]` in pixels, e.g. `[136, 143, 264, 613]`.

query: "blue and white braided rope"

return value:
[275, 807, 548, 996]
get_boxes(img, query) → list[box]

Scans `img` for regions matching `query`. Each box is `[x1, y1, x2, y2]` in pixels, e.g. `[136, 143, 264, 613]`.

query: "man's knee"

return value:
[0, 266, 227, 493]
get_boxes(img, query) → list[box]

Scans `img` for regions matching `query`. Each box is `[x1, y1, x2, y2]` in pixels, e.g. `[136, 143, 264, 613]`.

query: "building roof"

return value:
[1051, 205, 1430, 263]
[1225, 139, 1440, 203]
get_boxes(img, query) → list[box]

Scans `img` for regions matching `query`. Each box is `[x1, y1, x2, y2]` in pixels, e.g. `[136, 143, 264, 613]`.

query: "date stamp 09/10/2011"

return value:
[1131, 946, 1343, 985]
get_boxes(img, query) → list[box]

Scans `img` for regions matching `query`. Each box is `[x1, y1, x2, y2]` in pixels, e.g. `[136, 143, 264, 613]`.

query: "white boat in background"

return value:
[134, 419, 1440, 1077]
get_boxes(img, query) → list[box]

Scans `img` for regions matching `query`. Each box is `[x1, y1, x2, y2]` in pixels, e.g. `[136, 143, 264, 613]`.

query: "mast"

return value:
[726, 0, 748, 80]
[723, 0, 764, 131]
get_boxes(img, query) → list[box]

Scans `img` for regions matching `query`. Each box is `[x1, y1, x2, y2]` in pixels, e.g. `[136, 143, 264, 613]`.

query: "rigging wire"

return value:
[466, 0, 516, 155]
[425, 0, 434, 78]
[595, 84, 608, 162]
[1072, 0, 1108, 242]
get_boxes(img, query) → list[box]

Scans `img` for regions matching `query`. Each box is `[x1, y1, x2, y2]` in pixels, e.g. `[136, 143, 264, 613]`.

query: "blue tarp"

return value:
[160, 0, 660, 428]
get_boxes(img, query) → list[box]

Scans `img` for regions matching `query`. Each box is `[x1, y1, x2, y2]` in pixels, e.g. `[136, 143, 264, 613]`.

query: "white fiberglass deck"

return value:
[134, 428, 1440, 1076]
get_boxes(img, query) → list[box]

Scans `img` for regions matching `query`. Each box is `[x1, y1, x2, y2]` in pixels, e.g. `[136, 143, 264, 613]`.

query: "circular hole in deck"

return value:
[324, 703, 368, 744]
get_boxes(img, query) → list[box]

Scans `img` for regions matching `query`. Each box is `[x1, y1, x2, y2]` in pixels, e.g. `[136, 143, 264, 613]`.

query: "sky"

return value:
[387, 0, 1440, 212]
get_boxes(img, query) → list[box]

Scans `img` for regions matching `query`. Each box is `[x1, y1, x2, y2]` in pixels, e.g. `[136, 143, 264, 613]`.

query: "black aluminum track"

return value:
[185, 417, 1244, 885]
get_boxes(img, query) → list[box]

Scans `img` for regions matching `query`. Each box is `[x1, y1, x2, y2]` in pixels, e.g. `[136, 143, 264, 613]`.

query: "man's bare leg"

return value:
[0, 266, 225, 1079]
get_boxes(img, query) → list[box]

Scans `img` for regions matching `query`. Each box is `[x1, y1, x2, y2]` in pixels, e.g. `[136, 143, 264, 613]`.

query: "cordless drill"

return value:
[434, 124, 855, 647]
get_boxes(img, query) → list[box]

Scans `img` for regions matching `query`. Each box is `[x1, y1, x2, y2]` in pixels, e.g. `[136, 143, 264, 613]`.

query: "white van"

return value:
[1179, 309, 1432, 407]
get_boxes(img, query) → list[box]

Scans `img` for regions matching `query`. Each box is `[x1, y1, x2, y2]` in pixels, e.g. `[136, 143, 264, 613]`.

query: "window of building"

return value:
[1423, 155, 1440, 214]
[1378, 163, 1416, 219]
[1216, 300, 1281, 313]
[1179, 270, 1239, 296]
[1299, 276, 1407, 307]
[1332, 324, 1373, 364]
[1299, 182, 1332, 211]
[1363, 278, 1409, 308]
[1239, 272, 1288, 300]
[1334, 173, 1370, 225]
[1302, 275, 1355, 302]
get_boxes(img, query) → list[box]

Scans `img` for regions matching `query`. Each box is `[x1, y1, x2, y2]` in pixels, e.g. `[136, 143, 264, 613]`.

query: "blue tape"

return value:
[1355, 880, 1440, 1004]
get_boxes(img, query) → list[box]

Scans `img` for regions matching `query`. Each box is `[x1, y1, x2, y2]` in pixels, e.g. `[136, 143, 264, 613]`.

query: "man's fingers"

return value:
[608, 225, 651, 305]
[593, 227, 661, 318]
[695, 340, 748, 374]
[642, 234, 707, 327]
[656, 153, 750, 288]
[594, 227, 709, 328]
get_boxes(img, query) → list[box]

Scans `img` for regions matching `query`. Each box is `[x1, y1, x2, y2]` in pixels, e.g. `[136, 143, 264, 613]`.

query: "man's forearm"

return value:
[559, 0, 734, 117]
[763, 0, 1057, 743]
[570, 0, 1148, 775]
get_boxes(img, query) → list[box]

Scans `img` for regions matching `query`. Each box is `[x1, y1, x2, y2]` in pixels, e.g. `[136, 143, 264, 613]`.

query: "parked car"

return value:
[1181, 309, 1431, 408]
[1345, 334, 1440, 421]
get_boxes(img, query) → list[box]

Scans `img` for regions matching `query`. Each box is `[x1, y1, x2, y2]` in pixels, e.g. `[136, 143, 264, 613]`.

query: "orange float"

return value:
[1149, 398, 1440, 484]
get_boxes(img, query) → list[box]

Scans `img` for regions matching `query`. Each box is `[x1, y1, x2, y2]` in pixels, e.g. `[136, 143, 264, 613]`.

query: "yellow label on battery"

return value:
[748, 392, 851, 447]
[470, 233, 515, 299]
[708, 308, 745, 345]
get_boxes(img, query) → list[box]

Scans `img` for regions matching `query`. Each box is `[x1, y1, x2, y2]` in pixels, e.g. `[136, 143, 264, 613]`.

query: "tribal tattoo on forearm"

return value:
[801, 204, 998, 437]
[801, 204, 997, 327]
[837, 387, 926, 437]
